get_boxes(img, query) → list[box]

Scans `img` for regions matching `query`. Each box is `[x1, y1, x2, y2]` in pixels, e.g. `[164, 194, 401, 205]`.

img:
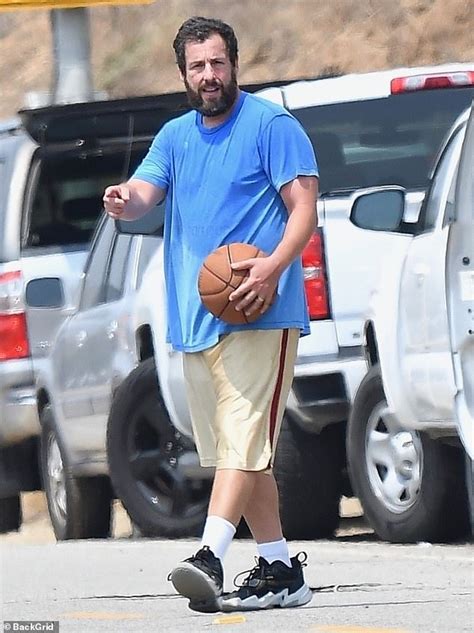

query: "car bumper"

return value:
[288, 348, 368, 433]
[0, 360, 40, 446]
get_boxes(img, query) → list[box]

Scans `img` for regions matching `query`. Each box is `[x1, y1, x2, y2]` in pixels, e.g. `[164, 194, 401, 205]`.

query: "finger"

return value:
[259, 301, 271, 314]
[229, 280, 254, 302]
[244, 296, 266, 316]
[231, 259, 253, 271]
[103, 193, 124, 205]
[234, 290, 259, 312]
[119, 187, 130, 202]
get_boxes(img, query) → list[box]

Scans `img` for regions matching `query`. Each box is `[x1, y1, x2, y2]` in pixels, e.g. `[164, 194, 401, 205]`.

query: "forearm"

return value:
[270, 176, 318, 272]
[270, 204, 317, 273]
[120, 179, 164, 221]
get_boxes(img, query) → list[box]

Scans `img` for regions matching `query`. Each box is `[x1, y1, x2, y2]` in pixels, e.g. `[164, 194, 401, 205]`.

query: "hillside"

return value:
[0, 0, 473, 119]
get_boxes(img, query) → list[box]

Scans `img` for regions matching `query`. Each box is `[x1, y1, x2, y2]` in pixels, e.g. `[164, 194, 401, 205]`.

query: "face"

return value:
[182, 33, 238, 118]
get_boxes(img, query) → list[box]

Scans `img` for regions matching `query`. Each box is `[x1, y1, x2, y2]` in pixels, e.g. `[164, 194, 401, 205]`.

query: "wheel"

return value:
[347, 364, 470, 543]
[0, 495, 22, 533]
[465, 454, 473, 539]
[274, 416, 344, 539]
[107, 358, 210, 538]
[40, 405, 112, 540]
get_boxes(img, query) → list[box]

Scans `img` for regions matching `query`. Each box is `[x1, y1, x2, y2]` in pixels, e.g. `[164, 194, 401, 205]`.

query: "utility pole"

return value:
[51, 8, 94, 104]
[0, 0, 153, 108]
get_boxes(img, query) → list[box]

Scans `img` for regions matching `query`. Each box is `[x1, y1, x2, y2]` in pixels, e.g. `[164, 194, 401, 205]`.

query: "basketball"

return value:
[198, 243, 265, 325]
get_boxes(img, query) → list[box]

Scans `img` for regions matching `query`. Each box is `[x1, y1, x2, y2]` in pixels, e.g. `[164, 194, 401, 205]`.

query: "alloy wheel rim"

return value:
[47, 434, 67, 520]
[126, 401, 210, 522]
[365, 401, 423, 514]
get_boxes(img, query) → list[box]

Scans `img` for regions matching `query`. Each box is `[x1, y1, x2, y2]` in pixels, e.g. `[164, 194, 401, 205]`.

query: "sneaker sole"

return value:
[170, 562, 221, 613]
[221, 582, 313, 612]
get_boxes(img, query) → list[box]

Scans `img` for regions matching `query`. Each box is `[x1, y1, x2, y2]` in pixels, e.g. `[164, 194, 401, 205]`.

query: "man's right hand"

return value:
[103, 184, 131, 219]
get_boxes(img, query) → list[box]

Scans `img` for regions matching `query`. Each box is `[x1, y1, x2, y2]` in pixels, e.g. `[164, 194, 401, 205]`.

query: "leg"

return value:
[243, 471, 283, 543]
[208, 468, 258, 527]
[221, 474, 313, 614]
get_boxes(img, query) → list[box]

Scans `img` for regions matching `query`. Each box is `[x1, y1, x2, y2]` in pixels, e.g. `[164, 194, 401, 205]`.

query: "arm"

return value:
[230, 175, 318, 314]
[271, 175, 318, 273]
[103, 178, 166, 221]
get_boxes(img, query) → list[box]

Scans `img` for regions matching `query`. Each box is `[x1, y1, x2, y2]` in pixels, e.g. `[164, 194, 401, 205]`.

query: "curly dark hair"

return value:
[173, 16, 239, 75]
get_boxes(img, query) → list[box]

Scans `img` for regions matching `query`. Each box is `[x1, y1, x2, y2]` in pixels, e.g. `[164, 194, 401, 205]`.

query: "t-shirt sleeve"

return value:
[132, 124, 171, 190]
[258, 113, 319, 192]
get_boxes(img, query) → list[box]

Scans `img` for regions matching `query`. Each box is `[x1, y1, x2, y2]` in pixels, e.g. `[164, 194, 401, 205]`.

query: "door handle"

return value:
[106, 320, 118, 339]
[414, 264, 429, 286]
[75, 330, 87, 346]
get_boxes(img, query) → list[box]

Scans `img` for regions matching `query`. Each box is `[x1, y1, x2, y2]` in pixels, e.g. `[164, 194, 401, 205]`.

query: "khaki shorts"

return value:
[183, 328, 299, 471]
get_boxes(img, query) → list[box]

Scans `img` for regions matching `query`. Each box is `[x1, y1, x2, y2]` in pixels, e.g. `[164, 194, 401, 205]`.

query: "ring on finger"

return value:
[256, 296, 265, 303]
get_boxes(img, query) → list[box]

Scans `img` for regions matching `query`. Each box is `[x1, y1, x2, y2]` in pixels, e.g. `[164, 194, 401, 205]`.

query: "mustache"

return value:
[199, 80, 223, 90]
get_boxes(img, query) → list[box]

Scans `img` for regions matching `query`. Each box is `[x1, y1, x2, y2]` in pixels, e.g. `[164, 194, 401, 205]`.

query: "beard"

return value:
[185, 68, 239, 118]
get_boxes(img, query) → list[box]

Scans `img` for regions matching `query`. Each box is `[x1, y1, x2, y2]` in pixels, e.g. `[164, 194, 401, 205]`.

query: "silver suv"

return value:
[0, 94, 189, 533]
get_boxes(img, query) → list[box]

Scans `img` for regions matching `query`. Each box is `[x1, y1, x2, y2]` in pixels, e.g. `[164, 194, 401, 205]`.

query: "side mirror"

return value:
[25, 278, 65, 308]
[350, 188, 405, 231]
[115, 202, 165, 236]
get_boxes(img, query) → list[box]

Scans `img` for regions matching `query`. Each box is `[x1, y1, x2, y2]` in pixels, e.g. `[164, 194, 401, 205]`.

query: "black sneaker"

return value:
[220, 552, 312, 612]
[168, 546, 223, 613]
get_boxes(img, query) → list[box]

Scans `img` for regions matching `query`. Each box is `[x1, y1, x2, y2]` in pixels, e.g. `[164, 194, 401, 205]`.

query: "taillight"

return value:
[0, 270, 29, 361]
[302, 230, 329, 320]
[391, 71, 474, 94]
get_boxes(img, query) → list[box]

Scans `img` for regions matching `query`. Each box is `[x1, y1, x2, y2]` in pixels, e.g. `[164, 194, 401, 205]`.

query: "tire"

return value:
[0, 495, 22, 533]
[107, 358, 210, 538]
[347, 364, 470, 543]
[464, 453, 473, 540]
[274, 416, 344, 539]
[40, 405, 112, 540]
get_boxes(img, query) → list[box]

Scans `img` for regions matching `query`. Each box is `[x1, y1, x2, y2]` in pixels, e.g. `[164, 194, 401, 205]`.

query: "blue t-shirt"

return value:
[133, 91, 319, 352]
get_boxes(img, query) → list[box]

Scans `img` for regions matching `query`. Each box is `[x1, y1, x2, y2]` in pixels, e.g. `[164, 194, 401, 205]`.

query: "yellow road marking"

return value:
[312, 627, 412, 633]
[213, 615, 247, 625]
[60, 611, 145, 621]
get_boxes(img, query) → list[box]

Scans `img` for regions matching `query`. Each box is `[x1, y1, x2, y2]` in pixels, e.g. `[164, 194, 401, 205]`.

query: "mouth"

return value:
[201, 84, 221, 97]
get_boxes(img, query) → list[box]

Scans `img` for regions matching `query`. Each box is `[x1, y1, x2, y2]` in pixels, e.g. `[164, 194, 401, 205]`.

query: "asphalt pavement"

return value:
[1, 535, 472, 633]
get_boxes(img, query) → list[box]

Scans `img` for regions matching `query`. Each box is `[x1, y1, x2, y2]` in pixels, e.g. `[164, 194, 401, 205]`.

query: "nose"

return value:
[202, 62, 216, 81]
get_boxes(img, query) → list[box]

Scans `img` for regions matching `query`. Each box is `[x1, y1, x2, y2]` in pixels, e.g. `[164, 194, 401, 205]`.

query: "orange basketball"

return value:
[198, 243, 264, 325]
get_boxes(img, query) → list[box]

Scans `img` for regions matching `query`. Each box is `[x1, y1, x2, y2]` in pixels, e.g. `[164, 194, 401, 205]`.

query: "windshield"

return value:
[292, 87, 474, 194]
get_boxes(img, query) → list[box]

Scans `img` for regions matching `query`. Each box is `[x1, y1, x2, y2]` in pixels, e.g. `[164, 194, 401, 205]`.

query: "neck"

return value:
[202, 88, 241, 128]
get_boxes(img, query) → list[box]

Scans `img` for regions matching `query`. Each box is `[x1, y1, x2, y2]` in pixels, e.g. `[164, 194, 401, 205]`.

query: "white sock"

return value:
[200, 515, 236, 561]
[257, 538, 291, 567]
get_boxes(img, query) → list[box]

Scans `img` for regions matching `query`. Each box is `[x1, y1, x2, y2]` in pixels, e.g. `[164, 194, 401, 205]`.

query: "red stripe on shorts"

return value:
[269, 329, 289, 449]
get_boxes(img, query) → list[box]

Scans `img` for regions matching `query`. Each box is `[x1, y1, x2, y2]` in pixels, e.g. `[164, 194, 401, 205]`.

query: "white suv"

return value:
[347, 104, 473, 542]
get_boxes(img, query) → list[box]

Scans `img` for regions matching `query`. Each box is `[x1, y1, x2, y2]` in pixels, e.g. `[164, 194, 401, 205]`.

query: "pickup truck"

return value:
[346, 104, 473, 543]
[107, 64, 474, 541]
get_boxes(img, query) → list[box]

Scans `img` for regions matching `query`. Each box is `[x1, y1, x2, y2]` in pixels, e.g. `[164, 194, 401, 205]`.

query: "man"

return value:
[103, 16, 319, 614]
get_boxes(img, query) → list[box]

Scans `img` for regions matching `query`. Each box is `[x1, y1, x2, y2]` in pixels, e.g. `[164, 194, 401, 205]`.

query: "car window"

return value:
[25, 146, 149, 250]
[292, 87, 474, 194]
[104, 234, 133, 302]
[418, 127, 463, 232]
[80, 218, 115, 310]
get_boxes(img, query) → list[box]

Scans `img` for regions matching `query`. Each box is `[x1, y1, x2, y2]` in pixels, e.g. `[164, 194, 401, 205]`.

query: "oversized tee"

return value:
[133, 90, 319, 352]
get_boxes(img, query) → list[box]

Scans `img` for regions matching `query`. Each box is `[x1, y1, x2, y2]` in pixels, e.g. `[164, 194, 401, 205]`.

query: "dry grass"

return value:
[0, 0, 473, 118]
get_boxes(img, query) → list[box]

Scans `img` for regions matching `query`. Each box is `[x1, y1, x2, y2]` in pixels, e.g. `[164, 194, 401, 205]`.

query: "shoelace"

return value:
[189, 545, 213, 562]
[232, 551, 308, 589]
[233, 557, 268, 589]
